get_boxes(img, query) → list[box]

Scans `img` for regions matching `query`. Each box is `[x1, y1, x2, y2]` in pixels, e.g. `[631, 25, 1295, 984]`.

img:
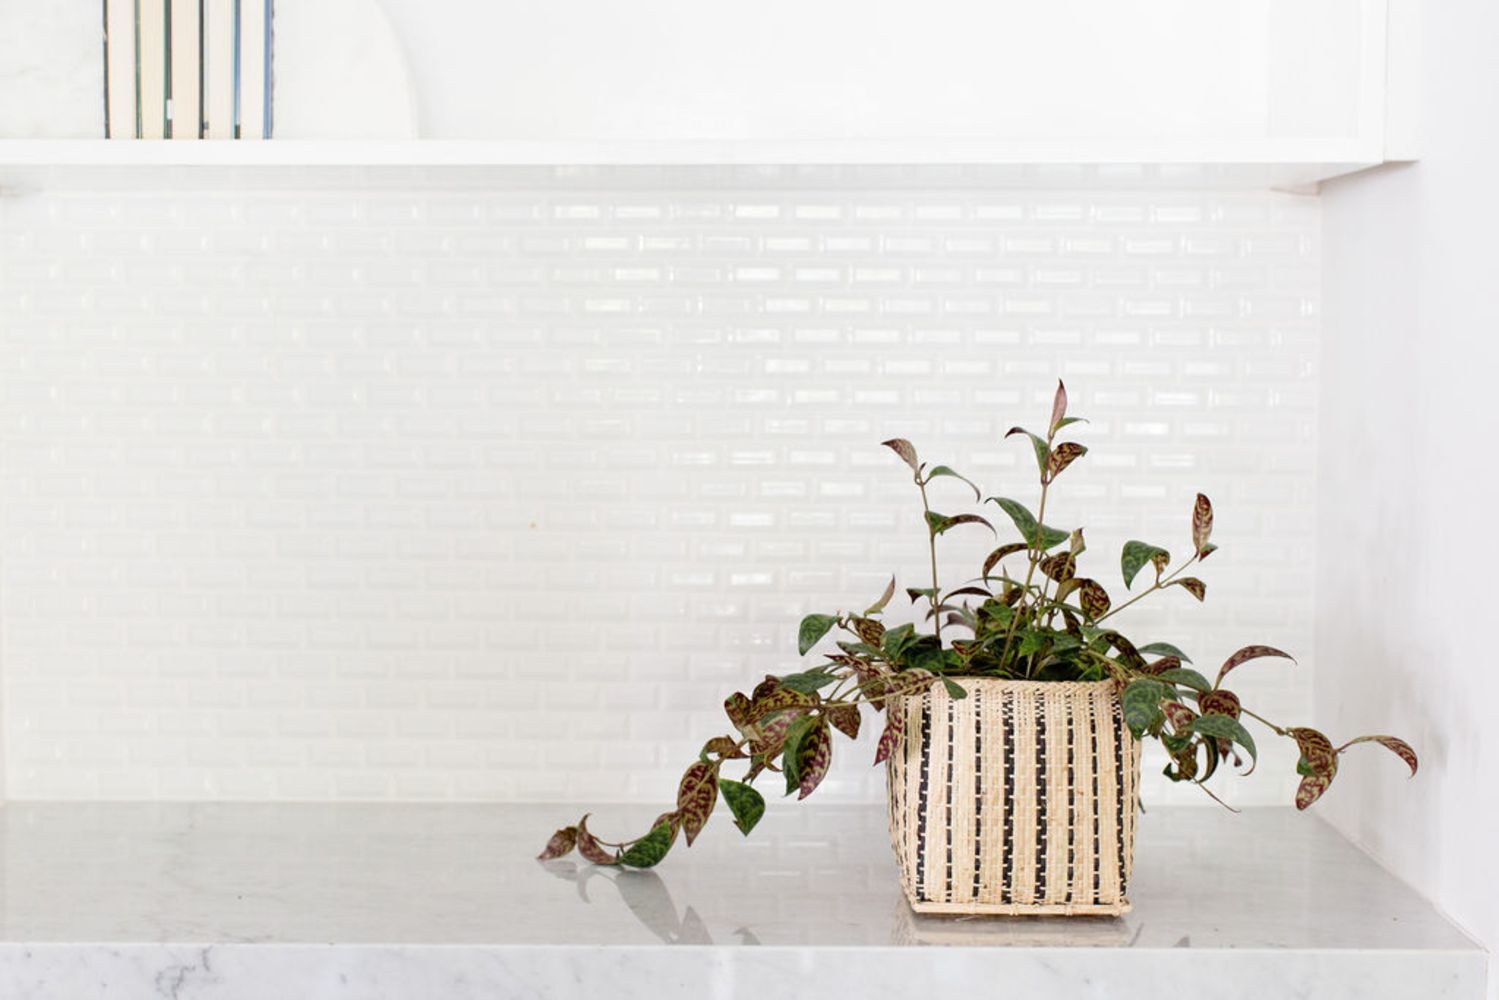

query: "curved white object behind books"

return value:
[273, 0, 420, 139]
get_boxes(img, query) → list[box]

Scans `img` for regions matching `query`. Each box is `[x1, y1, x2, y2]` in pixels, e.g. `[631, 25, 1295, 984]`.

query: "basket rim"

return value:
[921, 677, 1120, 692]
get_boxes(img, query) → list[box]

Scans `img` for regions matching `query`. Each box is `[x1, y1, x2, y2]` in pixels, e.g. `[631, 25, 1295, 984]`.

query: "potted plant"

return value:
[538, 383, 1417, 915]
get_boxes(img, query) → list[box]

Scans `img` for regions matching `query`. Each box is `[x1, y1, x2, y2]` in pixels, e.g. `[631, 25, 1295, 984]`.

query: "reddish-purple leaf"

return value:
[1046, 442, 1087, 481]
[878, 669, 939, 701]
[1296, 773, 1334, 811]
[795, 720, 833, 800]
[575, 816, 620, 865]
[1151, 549, 1170, 575]
[1290, 727, 1338, 777]
[1214, 645, 1295, 689]
[1176, 577, 1207, 602]
[1336, 735, 1419, 777]
[1198, 542, 1219, 560]
[982, 543, 1028, 578]
[929, 512, 996, 536]
[874, 711, 905, 765]
[852, 617, 886, 647]
[751, 675, 780, 702]
[676, 760, 720, 846]
[827, 703, 861, 740]
[881, 438, 920, 473]
[1162, 701, 1197, 732]
[537, 825, 578, 860]
[1077, 579, 1111, 620]
[1050, 380, 1068, 434]
[1192, 493, 1214, 555]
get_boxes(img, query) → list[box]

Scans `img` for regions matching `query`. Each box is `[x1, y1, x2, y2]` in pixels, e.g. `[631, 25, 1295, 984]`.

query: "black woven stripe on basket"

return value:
[1000, 689, 1015, 905]
[915, 700, 931, 900]
[1034, 709, 1047, 902]
[972, 683, 983, 900]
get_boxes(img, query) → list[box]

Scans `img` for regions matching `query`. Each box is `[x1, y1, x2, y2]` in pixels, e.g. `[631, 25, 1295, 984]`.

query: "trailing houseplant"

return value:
[538, 383, 1417, 908]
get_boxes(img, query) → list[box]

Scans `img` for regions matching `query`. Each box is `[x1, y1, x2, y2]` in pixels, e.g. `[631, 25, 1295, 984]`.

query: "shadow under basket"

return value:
[886, 678, 1142, 916]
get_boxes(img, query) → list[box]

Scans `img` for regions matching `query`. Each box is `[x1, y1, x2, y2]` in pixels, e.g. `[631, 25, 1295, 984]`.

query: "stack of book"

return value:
[105, 0, 272, 139]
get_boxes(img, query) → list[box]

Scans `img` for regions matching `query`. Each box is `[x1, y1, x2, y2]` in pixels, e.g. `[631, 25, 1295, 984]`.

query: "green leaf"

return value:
[718, 780, 767, 835]
[1156, 667, 1213, 692]
[776, 669, 839, 694]
[987, 496, 1070, 550]
[1122, 679, 1168, 737]
[940, 676, 968, 700]
[1120, 540, 1170, 589]
[780, 715, 818, 794]
[1005, 426, 1050, 477]
[618, 822, 675, 868]
[1137, 641, 1192, 663]
[1189, 714, 1257, 766]
[1056, 416, 1087, 429]
[864, 576, 896, 616]
[881, 623, 918, 657]
[925, 511, 995, 536]
[797, 614, 837, 656]
[925, 465, 981, 500]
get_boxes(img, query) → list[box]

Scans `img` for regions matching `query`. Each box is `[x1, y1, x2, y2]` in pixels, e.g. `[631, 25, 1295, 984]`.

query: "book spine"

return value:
[203, 0, 236, 138]
[169, 0, 202, 139]
[104, 0, 138, 138]
[138, 0, 168, 138]
[238, 0, 265, 139]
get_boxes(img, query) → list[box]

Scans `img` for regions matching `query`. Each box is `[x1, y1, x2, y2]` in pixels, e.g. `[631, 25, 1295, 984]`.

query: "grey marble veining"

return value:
[0, 803, 1484, 998]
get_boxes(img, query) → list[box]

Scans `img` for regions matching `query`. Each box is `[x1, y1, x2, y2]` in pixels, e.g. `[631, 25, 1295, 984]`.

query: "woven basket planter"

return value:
[885, 678, 1141, 916]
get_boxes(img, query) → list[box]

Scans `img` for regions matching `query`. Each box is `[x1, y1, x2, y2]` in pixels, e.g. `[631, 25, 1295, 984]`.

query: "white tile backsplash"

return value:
[0, 170, 1319, 806]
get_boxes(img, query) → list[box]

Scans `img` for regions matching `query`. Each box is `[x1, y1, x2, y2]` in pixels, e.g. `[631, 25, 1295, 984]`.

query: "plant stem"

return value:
[917, 476, 943, 644]
[1094, 555, 1198, 625]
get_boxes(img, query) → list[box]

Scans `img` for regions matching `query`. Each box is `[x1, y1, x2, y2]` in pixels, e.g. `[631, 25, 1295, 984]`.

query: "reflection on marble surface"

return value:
[0, 803, 1485, 999]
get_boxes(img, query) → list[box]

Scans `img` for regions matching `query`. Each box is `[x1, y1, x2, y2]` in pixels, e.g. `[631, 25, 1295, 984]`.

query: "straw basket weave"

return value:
[885, 678, 1141, 915]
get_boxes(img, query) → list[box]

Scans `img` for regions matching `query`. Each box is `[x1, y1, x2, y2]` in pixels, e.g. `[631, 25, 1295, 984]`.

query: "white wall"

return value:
[1318, 0, 1499, 990]
[0, 170, 1320, 805]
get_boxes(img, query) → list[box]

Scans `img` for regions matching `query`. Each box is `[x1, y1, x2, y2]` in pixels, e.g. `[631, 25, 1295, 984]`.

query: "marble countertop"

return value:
[0, 802, 1484, 999]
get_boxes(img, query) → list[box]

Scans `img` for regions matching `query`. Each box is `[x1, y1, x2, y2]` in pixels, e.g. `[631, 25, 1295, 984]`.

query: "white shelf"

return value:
[0, 140, 1382, 189]
[0, 803, 1483, 999]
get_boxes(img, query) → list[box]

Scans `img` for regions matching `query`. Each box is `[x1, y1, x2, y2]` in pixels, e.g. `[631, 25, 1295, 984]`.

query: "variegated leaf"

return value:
[1176, 577, 1206, 601]
[1120, 540, 1170, 589]
[1146, 655, 1182, 675]
[797, 614, 838, 655]
[701, 735, 745, 760]
[748, 686, 817, 725]
[1336, 735, 1419, 777]
[652, 811, 682, 839]
[1005, 426, 1050, 477]
[1046, 442, 1087, 481]
[1189, 713, 1257, 766]
[723, 692, 752, 732]
[1101, 630, 1145, 668]
[748, 707, 806, 758]
[827, 703, 861, 740]
[718, 780, 766, 835]
[1122, 678, 1168, 737]
[874, 711, 904, 764]
[987, 496, 1071, 550]
[881, 438, 920, 473]
[1162, 701, 1198, 732]
[1040, 552, 1077, 583]
[575, 815, 620, 866]
[537, 825, 578, 860]
[751, 676, 780, 702]
[864, 576, 897, 616]
[1289, 727, 1338, 777]
[618, 821, 675, 869]
[1050, 379, 1068, 434]
[1296, 773, 1334, 811]
[1196, 689, 1241, 719]
[795, 720, 833, 800]
[1157, 666, 1212, 692]
[878, 669, 938, 700]
[852, 617, 886, 647]
[926, 512, 995, 536]
[1077, 579, 1111, 620]
[1214, 644, 1296, 689]
[982, 542, 1028, 578]
[676, 760, 720, 846]
[1192, 493, 1214, 555]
